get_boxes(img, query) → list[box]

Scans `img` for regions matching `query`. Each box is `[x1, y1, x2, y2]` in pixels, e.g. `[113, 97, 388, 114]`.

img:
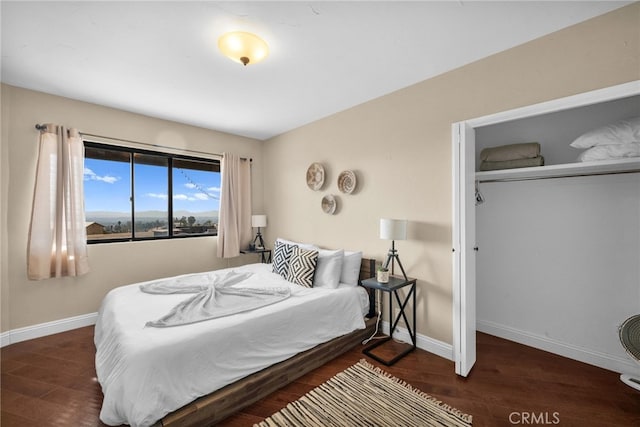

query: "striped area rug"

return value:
[255, 359, 472, 427]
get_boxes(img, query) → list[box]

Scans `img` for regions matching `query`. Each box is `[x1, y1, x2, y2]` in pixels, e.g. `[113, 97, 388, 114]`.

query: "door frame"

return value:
[451, 80, 640, 377]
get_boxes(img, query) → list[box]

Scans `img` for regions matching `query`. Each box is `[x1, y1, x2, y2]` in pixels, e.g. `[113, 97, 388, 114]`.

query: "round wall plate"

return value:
[321, 194, 337, 214]
[337, 170, 356, 194]
[306, 162, 325, 191]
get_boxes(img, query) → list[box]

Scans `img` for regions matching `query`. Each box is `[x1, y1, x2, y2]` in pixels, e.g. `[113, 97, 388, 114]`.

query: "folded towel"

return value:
[141, 270, 291, 327]
[479, 156, 544, 171]
[480, 142, 541, 162]
[139, 273, 215, 294]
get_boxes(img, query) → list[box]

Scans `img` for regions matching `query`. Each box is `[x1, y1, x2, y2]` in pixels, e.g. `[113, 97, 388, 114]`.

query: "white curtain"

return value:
[217, 153, 252, 258]
[27, 124, 89, 280]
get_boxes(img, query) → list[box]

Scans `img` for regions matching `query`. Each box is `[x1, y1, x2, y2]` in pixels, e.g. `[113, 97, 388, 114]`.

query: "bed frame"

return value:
[153, 258, 377, 427]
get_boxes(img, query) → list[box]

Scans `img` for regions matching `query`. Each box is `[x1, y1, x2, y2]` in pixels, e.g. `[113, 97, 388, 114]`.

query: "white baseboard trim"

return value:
[381, 320, 454, 361]
[1, 312, 98, 347]
[0, 331, 10, 348]
[477, 319, 638, 375]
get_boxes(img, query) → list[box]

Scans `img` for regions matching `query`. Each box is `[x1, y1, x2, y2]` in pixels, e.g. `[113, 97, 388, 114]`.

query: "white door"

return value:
[452, 122, 476, 377]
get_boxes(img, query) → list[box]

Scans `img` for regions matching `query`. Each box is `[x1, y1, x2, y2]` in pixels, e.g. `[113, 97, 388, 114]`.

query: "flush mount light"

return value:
[218, 31, 269, 66]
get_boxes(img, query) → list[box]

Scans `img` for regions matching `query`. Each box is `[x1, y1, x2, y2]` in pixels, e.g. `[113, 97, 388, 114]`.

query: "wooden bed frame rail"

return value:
[155, 257, 378, 427]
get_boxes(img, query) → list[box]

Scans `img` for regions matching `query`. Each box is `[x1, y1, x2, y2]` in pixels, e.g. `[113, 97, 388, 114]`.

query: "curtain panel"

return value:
[27, 124, 89, 280]
[217, 153, 252, 258]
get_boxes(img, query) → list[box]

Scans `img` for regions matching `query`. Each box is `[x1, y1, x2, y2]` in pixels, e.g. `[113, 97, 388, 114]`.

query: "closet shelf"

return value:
[476, 157, 640, 182]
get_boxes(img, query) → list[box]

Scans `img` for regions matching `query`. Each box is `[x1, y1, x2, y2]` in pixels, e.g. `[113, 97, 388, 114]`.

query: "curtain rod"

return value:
[478, 168, 640, 183]
[34, 124, 252, 162]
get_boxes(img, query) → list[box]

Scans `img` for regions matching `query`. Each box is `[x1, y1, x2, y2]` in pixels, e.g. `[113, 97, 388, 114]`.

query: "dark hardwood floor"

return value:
[1, 326, 638, 426]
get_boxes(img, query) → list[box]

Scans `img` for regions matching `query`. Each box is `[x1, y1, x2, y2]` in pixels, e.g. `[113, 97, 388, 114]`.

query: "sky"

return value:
[84, 157, 220, 214]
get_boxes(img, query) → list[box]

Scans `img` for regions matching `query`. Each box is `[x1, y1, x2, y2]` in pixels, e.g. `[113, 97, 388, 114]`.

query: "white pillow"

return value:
[313, 249, 344, 289]
[340, 251, 363, 287]
[577, 142, 640, 162]
[275, 237, 319, 251]
[570, 116, 640, 149]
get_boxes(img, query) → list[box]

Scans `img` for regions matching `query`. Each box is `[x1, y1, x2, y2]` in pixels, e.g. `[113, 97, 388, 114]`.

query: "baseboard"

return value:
[477, 319, 638, 375]
[1, 312, 98, 347]
[0, 331, 10, 348]
[381, 321, 454, 361]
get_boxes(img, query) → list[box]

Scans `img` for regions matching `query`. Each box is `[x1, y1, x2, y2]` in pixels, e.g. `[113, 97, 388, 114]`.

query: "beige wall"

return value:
[262, 4, 640, 344]
[0, 85, 264, 332]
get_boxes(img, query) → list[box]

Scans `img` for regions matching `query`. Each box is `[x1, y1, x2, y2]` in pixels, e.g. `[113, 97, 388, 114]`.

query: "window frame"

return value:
[84, 141, 221, 244]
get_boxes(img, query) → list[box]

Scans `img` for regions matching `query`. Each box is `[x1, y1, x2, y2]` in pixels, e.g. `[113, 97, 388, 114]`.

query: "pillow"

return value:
[275, 237, 319, 251]
[340, 251, 363, 287]
[570, 116, 640, 149]
[577, 142, 640, 162]
[286, 246, 319, 288]
[272, 240, 295, 278]
[313, 249, 344, 289]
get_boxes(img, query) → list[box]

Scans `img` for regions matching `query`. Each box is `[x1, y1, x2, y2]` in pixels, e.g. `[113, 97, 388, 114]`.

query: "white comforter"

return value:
[94, 263, 367, 427]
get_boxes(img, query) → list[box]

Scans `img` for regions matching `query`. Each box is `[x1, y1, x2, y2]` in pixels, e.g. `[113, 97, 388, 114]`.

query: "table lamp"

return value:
[380, 218, 408, 280]
[251, 215, 267, 249]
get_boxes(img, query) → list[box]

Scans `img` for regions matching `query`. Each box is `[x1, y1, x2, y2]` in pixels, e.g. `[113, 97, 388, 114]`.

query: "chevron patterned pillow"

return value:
[273, 240, 295, 277]
[286, 246, 319, 288]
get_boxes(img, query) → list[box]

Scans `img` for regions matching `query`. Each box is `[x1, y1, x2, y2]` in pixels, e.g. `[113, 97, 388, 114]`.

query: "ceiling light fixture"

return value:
[218, 31, 269, 66]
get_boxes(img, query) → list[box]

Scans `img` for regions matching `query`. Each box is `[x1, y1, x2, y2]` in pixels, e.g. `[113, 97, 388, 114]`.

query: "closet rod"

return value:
[478, 168, 640, 183]
[34, 125, 252, 162]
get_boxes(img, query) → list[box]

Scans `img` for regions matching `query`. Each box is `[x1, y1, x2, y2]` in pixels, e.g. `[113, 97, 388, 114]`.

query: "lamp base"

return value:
[383, 248, 407, 280]
[252, 229, 265, 249]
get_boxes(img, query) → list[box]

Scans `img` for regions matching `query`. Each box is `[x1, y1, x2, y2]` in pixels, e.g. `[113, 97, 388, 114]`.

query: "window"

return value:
[84, 142, 221, 243]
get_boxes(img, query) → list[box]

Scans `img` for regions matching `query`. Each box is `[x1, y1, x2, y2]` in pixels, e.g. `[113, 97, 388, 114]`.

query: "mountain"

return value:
[86, 210, 219, 225]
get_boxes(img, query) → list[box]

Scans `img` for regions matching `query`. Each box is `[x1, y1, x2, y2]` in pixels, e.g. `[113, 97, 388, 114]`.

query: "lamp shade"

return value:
[218, 31, 269, 66]
[252, 215, 267, 228]
[379, 218, 407, 240]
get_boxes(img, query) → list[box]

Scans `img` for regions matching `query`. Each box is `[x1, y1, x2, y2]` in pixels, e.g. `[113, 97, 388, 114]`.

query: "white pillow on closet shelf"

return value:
[570, 116, 640, 148]
[340, 251, 363, 287]
[313, 249, 344, 289]
[577, 142, 640, 162]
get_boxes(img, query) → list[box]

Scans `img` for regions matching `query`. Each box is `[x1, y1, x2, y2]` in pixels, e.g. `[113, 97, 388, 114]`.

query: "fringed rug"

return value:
[255, 359, 472, 427]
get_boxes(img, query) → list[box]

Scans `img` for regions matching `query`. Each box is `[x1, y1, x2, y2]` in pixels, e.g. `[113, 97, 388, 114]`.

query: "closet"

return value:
[452, 81, 640, 377]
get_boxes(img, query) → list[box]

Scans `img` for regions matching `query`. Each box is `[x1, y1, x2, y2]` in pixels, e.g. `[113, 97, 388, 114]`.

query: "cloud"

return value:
[194, 193, 209, 200]
[173, 193, 200, 202]
[184, 183, 197, 189]
[146, 193, 168, 200]
[207, 186, 221, 193]
[84, 167, 120, 184]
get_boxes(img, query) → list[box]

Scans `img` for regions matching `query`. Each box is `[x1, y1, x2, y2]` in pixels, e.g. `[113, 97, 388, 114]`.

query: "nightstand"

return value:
[361, 275, 417, 366]
[240, 248, 272, 264]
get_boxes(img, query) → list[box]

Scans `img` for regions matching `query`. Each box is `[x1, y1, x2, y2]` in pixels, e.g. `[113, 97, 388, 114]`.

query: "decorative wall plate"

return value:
[337, 170, 357, 194]
[321, 194, 337, 215]
[306, 163, 325, 191]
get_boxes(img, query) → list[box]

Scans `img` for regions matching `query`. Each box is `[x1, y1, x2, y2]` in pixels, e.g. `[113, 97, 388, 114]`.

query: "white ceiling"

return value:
[1, 1, 630, 140]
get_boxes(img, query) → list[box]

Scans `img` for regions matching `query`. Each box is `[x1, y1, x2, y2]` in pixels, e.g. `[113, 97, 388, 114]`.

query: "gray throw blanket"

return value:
[480, 142, 541, 162]
[479, 156, 544, 171]
[141, 271, 291, 327]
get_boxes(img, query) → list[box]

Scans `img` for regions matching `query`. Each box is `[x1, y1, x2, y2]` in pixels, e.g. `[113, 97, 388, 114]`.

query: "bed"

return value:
[95, 251, 376, 427]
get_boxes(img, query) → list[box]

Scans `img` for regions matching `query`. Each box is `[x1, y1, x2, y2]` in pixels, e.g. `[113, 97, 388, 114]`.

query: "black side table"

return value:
[361, 275, 417, 366]
[240, 248, 272, 264]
